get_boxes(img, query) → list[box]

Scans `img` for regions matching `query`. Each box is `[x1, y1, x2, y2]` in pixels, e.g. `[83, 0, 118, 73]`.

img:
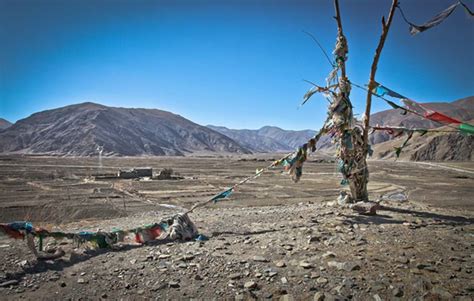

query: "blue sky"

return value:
[0, 0, 473, 130]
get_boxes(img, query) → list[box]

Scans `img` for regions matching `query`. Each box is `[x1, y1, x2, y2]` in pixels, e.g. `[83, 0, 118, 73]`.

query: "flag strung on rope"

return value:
[372, 81, 406, 99]
[459, 123, 474, 134]
[401, 98, 463, 125]
[394, 131, 414, 158]
[424, 111, 462, 125]
[211, 188, 233, 203]
[397, 1, 473, 35]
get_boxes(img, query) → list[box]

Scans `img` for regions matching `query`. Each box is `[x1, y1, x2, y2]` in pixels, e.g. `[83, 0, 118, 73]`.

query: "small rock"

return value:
[275, 261, 287, 268]
[169, 281, 180, 288]
[77, 278, 87, 284]
[130, 259, 137, 264]
[244, 281, 257, 289]
[317, 277, 328, 285]
[322, 251, 336, 259]
[281, 277, 288, 284]
[392, 287, 403, 297]
[373, 294, 383, 301]
[0, 280, 19, 287]
[299, 261, 313, 269]
[194, 274, 203, 281]
[229, 273, 241, 280]
[280, 294, 294, 301]
[313, 291, 325, 301]
[253, 256, 269, 262]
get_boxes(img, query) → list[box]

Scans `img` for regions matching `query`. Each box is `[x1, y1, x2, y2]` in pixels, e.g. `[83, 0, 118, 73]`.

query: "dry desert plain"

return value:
[0, 154, 473, 300]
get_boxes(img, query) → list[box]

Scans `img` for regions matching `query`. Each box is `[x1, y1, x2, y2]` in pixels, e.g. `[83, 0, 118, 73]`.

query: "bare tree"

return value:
[307, 0, 399, 205]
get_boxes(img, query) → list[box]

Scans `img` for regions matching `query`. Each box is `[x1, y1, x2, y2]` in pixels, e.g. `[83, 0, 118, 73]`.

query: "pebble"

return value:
[313, 292, 324, 301]
[281, 277, 288, 284]
[317, 277, 328, 285]
[77, 278, 87, 284]
[392, 287, 403, 297]
[253, 256, 269, 262]
[275, 261, 287, 268]
[169, 281, 180, 288]
[299, 261, 313, 269]
[244, 281, 257, 289]
[0, 280, 19, 287]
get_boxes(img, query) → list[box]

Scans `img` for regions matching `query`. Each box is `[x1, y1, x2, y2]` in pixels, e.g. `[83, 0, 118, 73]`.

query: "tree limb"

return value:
[363, 0, 398, 152]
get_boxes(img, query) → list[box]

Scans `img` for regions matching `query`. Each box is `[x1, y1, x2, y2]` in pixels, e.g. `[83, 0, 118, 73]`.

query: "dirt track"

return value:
[0, 155, 473, 300]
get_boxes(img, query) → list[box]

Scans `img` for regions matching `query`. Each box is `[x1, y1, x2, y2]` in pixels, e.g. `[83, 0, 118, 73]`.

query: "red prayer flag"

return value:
[424, 111, 462, 124]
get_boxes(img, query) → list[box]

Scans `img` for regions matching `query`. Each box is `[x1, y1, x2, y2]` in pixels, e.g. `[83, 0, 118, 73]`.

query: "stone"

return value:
[244, 281, 257, 289]
[350, 201, 380, 215]
[299, 261, 313, 269]
[169, 281, 180, 288]
[275, 261, 287, 268]
[229, 273, 241, 280]
[253, 256, 269, 262]
[373, 294, 383, 301]
[313, 292, 325, 301]
[322, 251, 336, 259]
[281, 277, 288, 284]
[280, 294, 294, 301]
[194, 274, 203, 281]
[77, 278, 87, 284]
[392, 287, 403, 297]
[0, 280, 19, 287]
[317, 277, 328, 285]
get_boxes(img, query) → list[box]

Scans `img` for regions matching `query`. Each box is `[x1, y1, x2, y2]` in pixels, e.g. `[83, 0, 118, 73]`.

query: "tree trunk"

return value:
[333, 0, 398, 202]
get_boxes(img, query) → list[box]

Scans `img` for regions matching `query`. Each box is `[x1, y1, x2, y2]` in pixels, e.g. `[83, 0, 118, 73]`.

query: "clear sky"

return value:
[0, 0, 473, 130]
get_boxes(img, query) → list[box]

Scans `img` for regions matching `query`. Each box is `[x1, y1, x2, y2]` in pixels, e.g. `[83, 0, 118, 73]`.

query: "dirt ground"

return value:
[0, 155, 473, 300]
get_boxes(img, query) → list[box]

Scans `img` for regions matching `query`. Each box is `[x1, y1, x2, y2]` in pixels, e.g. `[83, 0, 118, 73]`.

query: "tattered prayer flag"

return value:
[399, 2, 460, 35]
[459, 123, 474, 135]
[460, 1, 474, 16]
[424, 111, 462, 124]
[394, 131, 414, 158]
[211, 188, 233, 203]
[402, 98, 426, 115]
[302, 88, 318, 106]
[373, 82, 406, 99]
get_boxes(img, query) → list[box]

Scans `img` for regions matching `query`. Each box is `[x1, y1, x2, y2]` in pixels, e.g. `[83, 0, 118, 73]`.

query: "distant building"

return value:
[118, 168, 153, 179]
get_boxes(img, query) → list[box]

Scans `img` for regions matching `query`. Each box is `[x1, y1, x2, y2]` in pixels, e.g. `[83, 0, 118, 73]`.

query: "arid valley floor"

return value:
[0, 155, 473, 300]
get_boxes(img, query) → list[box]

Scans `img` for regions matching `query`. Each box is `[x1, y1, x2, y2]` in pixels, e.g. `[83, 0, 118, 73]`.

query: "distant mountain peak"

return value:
[0, 118, 12, 130]
[0, 103, 251, 156]
[207, 125, 316, 153]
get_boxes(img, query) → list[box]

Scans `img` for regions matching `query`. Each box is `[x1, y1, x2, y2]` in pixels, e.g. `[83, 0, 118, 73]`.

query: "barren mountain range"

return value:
[0, 97, 472, 159]
[0, 103, 250, 156]
[206, 125, 315, 152]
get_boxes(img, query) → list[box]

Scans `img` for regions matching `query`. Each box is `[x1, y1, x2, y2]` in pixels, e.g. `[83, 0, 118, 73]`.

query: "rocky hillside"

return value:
[0, 118, 12, 130]
[207, 125, 315, 152]
[369, 96, 474, 145]
[0, 102, 251, 156]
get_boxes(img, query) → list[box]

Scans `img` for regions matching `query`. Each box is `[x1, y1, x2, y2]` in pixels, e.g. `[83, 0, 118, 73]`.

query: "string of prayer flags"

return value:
[211, 188, 233, 203]
[397, 1, 472, 35]
[459, 123, 474, 135]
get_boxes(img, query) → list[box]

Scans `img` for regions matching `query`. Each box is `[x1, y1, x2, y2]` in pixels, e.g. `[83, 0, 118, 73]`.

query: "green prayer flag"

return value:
[459, 123, 474, 135]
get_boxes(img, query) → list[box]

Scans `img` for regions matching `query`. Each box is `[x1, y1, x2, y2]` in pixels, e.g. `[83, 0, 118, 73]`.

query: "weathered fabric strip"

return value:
[459, 123, 474, 134]
[424, 111, 462, 124]
[399, 2, 460, 35]
[373, 82, 406, 99]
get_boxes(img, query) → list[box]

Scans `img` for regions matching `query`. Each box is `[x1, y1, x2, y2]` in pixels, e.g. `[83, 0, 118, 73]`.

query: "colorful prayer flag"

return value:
[424, 111, 462, 124]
